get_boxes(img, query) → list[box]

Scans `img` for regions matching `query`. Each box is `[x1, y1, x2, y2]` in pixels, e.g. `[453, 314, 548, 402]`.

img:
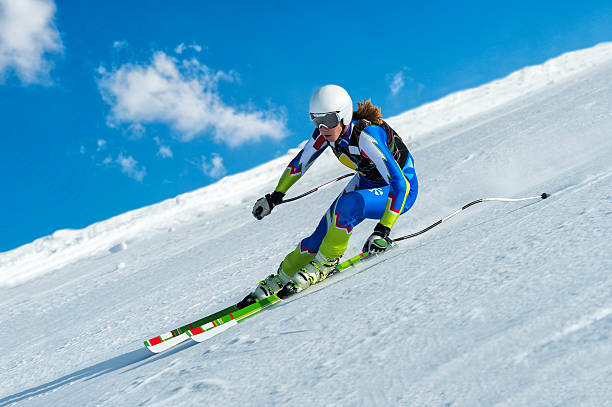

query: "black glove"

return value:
[362, 223, 392, 254]
[252, 191, 285, 220]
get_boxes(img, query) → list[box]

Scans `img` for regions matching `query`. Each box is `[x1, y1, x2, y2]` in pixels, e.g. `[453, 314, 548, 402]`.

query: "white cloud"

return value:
[390, 71, 405, 95]
[0, 0, 63, 84]
[97, 51, 287, 147]
[97, 139, 107, 150]
[113, 40, 128, 50]
[201, 153, 226, 178]
[117, 153, 146, 181]
[158, 145, 173, 159]
[175, 43, 203, 54]
[127, 122, 145, 138]
[388, 69, 424, 97]
[154, 137, 173, 158]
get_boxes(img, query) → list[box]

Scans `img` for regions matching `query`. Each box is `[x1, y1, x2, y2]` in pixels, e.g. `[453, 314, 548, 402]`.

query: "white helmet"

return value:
[309, 84, 353, 127]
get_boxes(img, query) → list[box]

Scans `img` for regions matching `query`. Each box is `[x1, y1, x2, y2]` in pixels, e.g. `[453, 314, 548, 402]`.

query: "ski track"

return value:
[1, 44, 612, 406]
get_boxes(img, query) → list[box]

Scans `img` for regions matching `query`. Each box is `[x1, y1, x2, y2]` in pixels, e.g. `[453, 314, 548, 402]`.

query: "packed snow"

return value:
[1, 42, 611, 406]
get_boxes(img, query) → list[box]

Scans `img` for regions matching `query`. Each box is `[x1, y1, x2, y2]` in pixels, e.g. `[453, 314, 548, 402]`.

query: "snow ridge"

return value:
[389, 42, 612, 143]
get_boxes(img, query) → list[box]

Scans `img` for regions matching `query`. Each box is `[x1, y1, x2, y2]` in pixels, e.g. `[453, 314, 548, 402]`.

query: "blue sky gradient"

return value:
[1, 0, 611, 252]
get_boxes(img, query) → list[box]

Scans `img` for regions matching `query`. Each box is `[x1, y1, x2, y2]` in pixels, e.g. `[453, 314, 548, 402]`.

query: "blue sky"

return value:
[1, 0, 611, 252]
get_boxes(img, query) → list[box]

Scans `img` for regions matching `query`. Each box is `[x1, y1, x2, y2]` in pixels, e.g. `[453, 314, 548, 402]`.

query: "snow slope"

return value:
[1, 43, 611, 406]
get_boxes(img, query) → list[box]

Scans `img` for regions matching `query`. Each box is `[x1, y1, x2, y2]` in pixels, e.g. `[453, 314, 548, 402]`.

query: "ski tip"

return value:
[541, 192, 550, 199]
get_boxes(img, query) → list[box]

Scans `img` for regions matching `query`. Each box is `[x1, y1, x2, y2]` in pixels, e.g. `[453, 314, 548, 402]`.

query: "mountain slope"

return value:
[1, 43, 611, 406]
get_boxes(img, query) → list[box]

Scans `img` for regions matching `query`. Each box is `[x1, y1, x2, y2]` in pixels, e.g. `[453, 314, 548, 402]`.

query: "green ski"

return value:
[145, 250, 375, 353]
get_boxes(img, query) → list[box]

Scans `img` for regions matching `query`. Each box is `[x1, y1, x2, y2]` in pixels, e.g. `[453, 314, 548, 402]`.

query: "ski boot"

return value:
[237, 264, 292, 309]
[278, 252, 339, 298]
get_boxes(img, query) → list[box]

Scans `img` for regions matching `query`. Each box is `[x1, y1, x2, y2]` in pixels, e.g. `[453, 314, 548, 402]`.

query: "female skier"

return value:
[241, 84, 418, 306]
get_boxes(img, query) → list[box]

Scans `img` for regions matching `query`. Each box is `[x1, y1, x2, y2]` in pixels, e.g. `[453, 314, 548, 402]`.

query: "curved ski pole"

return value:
[280, 173, 353, 204]
[394, 193, 550, 242]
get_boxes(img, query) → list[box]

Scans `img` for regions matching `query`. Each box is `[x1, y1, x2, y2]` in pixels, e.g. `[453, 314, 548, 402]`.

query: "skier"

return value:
[240, 84, 418, 307]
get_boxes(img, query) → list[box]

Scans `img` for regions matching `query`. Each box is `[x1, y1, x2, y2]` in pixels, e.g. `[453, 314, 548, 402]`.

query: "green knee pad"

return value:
[281, 227, 351, 277]
[318, 224, 351, 259]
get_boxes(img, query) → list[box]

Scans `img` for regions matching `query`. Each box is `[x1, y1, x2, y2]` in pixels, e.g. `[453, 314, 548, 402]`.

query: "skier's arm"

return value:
[358, 126, 410, 230]
[253, 131, 328, 220]
[274, 130, 328, 194]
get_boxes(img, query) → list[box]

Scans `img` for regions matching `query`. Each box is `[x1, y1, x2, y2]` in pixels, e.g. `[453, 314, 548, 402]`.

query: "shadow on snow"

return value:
[0, 341, 196, 406]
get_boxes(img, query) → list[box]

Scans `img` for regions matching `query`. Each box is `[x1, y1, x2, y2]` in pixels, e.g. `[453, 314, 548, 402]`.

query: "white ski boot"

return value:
[291, 251, 340, 290]
[252, 266, 292, 300]
[237, 265, 292, 309]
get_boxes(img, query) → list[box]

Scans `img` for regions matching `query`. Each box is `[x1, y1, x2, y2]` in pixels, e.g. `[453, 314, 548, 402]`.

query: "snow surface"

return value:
[1, 42, 611, 406]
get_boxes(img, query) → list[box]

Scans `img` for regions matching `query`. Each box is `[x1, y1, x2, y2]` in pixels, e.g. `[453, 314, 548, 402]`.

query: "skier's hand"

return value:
[252, 191, 285, 220]
[363, 223, 392, 254]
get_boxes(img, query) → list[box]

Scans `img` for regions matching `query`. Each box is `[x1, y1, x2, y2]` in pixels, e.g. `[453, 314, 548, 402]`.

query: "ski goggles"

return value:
[310, 111, 341, 129]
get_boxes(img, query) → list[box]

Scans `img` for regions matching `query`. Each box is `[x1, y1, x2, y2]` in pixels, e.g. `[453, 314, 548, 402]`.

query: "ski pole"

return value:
[280, 173, 353, 204]
[393, 193, 550, 242]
